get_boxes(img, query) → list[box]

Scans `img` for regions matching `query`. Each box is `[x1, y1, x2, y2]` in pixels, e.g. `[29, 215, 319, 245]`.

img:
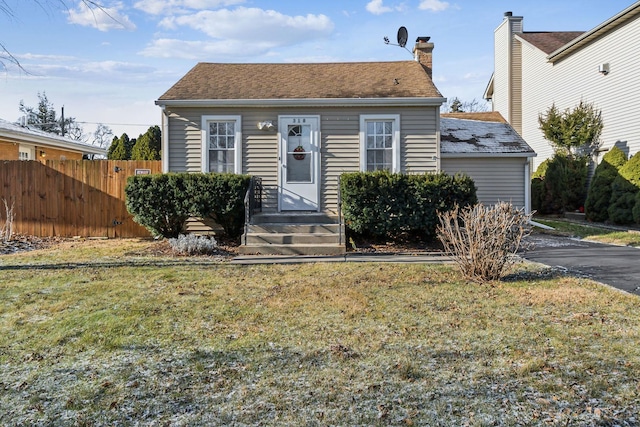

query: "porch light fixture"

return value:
[257, 121, 276, 131]
[39, 150, 46, 158]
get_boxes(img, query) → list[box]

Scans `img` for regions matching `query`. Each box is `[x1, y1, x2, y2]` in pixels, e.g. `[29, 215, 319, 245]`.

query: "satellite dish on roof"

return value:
[397, 26, 408, 48]
[384, 26, 412, 56]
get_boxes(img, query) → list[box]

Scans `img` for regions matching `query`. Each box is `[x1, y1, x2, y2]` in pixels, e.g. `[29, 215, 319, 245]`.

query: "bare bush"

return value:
[168, 234, 218, 255]
[0, 198, 14, 243]
[437, 202, 532, 282]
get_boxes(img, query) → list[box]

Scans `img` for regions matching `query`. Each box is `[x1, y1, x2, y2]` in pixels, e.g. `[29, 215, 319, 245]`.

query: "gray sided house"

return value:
[156, 40, 535, 254]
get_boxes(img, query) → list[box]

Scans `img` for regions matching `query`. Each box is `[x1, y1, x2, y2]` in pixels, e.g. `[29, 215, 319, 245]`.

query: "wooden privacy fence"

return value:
[0, 160, 162, 238]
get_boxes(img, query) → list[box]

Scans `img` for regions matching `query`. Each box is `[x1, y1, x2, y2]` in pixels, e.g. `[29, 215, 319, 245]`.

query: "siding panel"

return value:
[166, 105, 439, 213]
[441, 157, 526, 208]
[508, 14, 640, 169]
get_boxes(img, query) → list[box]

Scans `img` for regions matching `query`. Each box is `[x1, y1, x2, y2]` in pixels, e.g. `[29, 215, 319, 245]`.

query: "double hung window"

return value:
[360, 115, 400, 172]
[201, 115, 241, 173]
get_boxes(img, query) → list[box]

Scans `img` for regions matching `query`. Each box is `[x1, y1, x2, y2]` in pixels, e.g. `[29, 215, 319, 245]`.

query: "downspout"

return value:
[435, 108, 441, 171]
[524, 159, 531, 214]
[161, 106, 169, 173]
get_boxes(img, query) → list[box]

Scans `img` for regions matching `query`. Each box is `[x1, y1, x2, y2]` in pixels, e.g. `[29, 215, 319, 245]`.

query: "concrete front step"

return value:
[247, 223, 341, 234]
[241, 212, 345, 255]
[238, 243, 346, 256]
[251, 213, 338, 224]
[245, 232, 341, 245]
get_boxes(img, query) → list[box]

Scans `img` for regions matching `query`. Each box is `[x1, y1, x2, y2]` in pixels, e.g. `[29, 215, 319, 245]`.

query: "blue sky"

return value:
[0, 0, 635, 140]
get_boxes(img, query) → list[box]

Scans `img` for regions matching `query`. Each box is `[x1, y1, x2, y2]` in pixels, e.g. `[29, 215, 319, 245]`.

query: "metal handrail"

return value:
[243, 176, 262, 245]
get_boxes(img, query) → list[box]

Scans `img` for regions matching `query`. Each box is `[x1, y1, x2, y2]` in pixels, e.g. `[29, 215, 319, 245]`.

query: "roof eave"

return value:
[440, 152, 536, 158]
[0, 129, 107, 155]
[155, 97, 447, 108]
[547, 2, 640, 63]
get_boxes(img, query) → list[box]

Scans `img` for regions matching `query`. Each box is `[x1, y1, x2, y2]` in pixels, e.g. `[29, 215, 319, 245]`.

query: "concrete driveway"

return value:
[522, 233, 640, 295]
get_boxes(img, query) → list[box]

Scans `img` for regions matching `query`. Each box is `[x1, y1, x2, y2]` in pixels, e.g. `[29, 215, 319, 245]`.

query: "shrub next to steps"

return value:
[125, 173, 251, 238]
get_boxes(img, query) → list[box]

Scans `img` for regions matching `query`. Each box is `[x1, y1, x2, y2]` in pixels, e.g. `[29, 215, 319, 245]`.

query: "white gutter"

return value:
[440, 152, 536, 158]
[156, 97, 448, 108]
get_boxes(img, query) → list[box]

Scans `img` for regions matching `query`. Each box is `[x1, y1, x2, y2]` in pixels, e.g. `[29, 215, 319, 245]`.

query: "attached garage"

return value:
[439, 113, 536, 212]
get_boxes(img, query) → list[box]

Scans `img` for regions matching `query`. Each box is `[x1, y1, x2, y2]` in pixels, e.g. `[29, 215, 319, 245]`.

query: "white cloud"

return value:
[133, 0, 245, 15]
[9, 54, 155, 81]
[366, 0, 392, 15]
[18, 53, 77, 62]
[418, 0, 450, 12]
[157, 7, 334, 46]
[67, 1, 136, 31]
[139, 38, 262, 59]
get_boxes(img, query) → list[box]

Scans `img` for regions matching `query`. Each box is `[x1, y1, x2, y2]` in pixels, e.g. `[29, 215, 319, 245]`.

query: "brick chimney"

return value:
[413, 36, 433, 78]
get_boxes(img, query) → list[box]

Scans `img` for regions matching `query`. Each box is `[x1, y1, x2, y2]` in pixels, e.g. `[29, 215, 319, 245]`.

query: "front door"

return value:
[278, 115, 320, 211]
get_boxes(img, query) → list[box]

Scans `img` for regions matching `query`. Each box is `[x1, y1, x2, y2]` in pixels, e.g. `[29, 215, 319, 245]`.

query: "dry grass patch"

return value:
[0, 242, 639, 425]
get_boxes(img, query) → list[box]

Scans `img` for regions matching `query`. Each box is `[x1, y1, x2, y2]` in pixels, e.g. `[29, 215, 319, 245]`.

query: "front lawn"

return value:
[1, 240, 639, 425]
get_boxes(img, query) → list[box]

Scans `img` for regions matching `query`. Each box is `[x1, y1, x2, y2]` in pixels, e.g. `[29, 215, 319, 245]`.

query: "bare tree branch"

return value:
[1, 1, 121, 73]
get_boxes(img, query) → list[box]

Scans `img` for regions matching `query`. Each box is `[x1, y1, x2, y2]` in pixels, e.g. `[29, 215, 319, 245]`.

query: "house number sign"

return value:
[291, 118, 307, 123]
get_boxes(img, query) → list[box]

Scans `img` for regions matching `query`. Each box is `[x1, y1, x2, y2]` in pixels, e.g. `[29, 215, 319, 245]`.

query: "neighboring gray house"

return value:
[156, 39, 535, 254]
[485, 2, 640, 169]
[440, 112, 536, 213]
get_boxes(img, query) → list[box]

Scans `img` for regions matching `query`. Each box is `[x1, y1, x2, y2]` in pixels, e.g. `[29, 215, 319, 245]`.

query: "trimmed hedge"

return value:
[185, 173, 251, 238]
[339, 170, 477, 239]
[585, 146, 627, 222]
[125, 173, 251, 238]
[125, 173, 192, 238]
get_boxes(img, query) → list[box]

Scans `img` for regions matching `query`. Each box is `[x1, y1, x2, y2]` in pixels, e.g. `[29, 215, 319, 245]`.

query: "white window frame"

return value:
[359, 114, 401, 173]
[18, 144, 34, 161]
[201, 115, 242, 174]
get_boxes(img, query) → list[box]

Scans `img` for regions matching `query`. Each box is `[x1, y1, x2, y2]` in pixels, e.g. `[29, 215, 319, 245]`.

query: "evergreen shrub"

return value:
[185, 173, 251, 238]
[339, 171, 477, 239]
[125, 173, 192, 238]
[532, 154, 588, 214]
[531, 160, 549, 214]
[609, 152, 640, 224]
[126, 173, 250, 238]
[585, 147, 627, 222]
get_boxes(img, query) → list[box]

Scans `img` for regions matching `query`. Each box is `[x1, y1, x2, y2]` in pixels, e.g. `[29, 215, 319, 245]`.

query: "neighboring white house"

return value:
[485, 2, 640, 170]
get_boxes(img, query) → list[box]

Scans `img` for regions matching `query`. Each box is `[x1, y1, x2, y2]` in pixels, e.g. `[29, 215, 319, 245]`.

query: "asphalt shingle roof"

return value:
[158, 62, 442, 101]
[440, 115, 535, 155]
[518, 31, 585, 54]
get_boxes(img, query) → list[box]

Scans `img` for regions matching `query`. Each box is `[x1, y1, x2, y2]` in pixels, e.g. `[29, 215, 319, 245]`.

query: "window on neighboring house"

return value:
[201, 115, 242, 173]
[360, 115, 400, 172]
[18, 145, 32, 161]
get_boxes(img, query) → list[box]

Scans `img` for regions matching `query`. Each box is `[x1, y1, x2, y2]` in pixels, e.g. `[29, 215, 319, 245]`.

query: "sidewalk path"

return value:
[231, 252, 451, 265]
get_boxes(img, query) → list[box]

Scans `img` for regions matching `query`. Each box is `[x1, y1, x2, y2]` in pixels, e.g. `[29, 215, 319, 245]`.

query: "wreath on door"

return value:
[293, 145, 306, 160]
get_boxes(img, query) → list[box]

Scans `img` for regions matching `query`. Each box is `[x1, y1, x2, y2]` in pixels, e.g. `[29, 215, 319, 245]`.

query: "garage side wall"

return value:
[441, 157, 528, 208]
